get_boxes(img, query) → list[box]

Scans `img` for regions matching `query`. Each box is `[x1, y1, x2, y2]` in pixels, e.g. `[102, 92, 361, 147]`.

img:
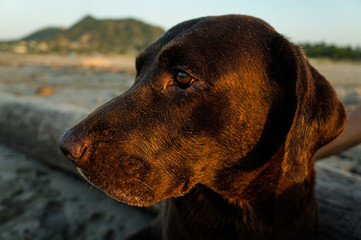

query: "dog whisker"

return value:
[134, 178, 154, 191]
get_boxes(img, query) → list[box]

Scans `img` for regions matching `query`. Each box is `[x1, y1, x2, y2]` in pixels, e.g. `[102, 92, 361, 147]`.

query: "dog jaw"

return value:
[78, 165, 194, 207]
[75, 143, 196, 207]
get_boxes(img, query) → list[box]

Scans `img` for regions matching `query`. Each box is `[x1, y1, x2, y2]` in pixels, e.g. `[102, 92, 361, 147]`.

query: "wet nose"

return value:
[59, 127, 88, 165]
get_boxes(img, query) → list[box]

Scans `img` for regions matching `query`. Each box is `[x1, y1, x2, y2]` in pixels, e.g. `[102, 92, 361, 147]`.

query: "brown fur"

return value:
[59, 15, 346, 239]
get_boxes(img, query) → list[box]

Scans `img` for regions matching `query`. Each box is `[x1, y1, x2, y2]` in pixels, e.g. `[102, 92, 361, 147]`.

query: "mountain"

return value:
[16, 15, 165, 54]
[22, 27, 65, 41]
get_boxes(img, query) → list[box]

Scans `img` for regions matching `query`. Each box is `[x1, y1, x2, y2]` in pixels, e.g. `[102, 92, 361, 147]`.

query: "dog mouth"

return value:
[73, 142, 195, 206]
[77, 166, 155, 207]
[77, 165, 194, 207]
[77, 167, 148, 206]
[77, 162, 194, 206]
[73, 143, 159, 206]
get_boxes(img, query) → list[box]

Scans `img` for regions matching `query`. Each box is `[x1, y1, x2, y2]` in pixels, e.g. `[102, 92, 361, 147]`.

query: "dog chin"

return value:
[77, 168, 156, 207]
[107, 189, 154, 207]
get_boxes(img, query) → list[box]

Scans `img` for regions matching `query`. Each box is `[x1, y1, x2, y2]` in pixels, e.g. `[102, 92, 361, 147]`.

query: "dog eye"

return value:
[175, 71, 196, 88]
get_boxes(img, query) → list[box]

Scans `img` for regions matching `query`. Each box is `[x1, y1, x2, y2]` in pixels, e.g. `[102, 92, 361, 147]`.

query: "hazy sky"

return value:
[0, 0, 360, 46]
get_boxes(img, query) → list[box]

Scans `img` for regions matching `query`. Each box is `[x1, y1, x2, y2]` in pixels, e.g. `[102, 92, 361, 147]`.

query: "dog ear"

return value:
[272, 36, 347, 182]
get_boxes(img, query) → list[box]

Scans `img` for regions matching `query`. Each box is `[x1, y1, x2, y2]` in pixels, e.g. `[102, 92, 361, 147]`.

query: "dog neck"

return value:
[166, 154, 318, 239]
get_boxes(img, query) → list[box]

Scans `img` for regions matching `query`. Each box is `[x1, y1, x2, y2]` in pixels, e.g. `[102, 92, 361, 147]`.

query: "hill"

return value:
[49, 15, 165, 54]
[22, 27, 66, 42]
[3, 15, 165, 55]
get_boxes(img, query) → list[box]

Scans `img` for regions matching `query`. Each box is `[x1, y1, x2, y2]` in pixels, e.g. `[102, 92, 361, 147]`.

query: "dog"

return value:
[59, 15, 346, 239]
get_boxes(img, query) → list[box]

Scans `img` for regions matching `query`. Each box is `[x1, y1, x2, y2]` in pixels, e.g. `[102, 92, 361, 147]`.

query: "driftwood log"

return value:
[0, 94, 360, 239]
[316, 162, 361, 240]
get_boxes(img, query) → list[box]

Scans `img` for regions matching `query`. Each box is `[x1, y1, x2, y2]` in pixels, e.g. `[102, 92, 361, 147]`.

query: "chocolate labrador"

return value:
[59, 15, 346, 239]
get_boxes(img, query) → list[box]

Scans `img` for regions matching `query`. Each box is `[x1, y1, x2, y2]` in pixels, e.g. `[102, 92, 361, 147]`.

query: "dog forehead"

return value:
[138, 15, 276, 71]
[134, 15, 279, 91]
[162, 15, 275, 45]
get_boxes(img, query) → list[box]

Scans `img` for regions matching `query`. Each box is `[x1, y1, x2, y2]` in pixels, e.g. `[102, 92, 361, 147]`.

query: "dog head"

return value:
[59, 15, 346, 206]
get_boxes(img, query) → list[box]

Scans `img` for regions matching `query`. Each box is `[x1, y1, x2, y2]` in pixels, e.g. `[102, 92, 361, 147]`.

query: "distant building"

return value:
[38, 42, 49, 52]
[13, 41, 28, 54]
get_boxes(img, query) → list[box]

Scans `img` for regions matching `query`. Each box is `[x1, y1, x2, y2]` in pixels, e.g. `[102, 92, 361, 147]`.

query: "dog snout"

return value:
[59, 127, 89, 164]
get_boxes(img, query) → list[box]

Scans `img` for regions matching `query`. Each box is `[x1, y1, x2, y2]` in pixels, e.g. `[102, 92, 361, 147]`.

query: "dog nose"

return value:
[59, 127, 88, 164]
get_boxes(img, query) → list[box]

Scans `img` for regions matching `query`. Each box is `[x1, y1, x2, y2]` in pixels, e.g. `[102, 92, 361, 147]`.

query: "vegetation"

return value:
[22, 27, 65, 41]
[0, 15, 164, 55]
[300, 42, 361, 60]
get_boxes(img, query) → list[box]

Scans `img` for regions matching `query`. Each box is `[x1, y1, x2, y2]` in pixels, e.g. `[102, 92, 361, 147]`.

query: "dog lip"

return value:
[175, 179, 194, 197]
[77, 168, 152, 207]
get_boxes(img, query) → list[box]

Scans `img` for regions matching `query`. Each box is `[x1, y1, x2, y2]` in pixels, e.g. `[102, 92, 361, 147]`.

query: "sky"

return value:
[0, 0, 360, 46]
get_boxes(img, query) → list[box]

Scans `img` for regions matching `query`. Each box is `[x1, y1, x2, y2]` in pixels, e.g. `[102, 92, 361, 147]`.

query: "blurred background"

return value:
[0, 0, 360, 239]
